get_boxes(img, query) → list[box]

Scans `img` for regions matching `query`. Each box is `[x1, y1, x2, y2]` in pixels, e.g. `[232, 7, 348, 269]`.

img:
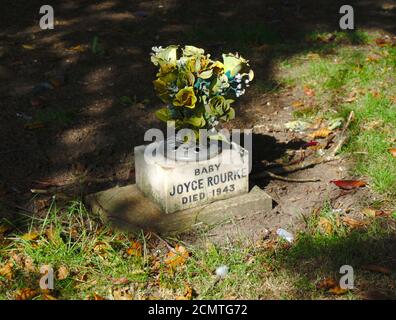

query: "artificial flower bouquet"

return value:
[151, 45, 254, 139]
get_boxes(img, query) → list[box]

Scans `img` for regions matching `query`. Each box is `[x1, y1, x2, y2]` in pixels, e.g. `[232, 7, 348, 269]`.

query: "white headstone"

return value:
[134, 142, 249, 213]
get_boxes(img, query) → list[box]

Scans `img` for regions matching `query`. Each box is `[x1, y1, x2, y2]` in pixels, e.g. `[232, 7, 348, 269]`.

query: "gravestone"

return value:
[135, 142, 249, 213]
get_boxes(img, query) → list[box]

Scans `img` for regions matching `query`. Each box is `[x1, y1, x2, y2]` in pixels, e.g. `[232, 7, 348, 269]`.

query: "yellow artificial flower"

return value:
[173, 87, 197, 109]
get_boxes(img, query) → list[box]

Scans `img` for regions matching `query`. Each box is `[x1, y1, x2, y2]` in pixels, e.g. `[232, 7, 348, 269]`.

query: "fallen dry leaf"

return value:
[341, 216, 368, 228]
[304, 140, 319, 148]
[41, 293, 57, 300]
[303, 86, 315, 97]
[362, 208, 391, 218]
[93, 293, 106, 300]
[291, 101, 304, 108]
[375, 37, 392, 47]
[362, 265, 391, 274]
[93, 242, 110, 255]
[330, 180, 366, 190]
[112, 277, 130, 285]
[57, 265, 69, 280]
[318, 217, 333, 235]
[22, 44, 35, 50]
[164, 245, 190, 269]
[366, 54, 381, 62]
[309, 128, 332, 139]
[20, 231, 40, 241]
[127, 241, 142, 257]
[176, 284, 193, 300]
[68, 44, 86, 52]
[362, 208, 377, 218]
[389, 148, 396, 158]
[23, 256, 36, 273]
[15, 288, 38, 300]
[329, 286, 348, 295]
[112, 287, 133, 300]
[316, 278, 337, 290]
[316, 278, 348, 295]
[0, 262, 13, 280]
[24, 121, 45, 130]
[0, 224, 11, 235]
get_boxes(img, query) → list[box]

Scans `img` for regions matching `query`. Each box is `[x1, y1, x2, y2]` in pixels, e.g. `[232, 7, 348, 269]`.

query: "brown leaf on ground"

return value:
[0, 224, 11, 236]
[21, 231, 40, 241]
[23, 256, 36, 273]
[309, 128, 332, 139]
[93, 242, 110, 255]
[389, 148, 396, 158]
[362, 208, 391, 218]
[303, 86, 315, 97]
[112, 277, 130, 285]
[316, 278, 337, 290]
[318, 217, 333, 235]
[41, 293, 57, 300]
[57, 265, 69, 280]
[375, 37, 392, 47]
[366, 54, 381, 62]
[330, 180, 366, 190]
[127, 241, 142, 257]
[45, 226, 60, 244]
[164, 245, 190, 269]
[112, 287, 134, 300]
[341, 216, 368, 228]
[329, 286, 348, 295]
[362, 265, 391, 274]
[68, 44, 86, 52]
[317, 278, 348, 295]
[291, 100, 304, 108]
[22, 44, 35, 50]
[15, 288, 38, 300]
[0, 262, 13, 280]
[176, 284, 193, 300]
[93, 293, 106, 300]
[24, 122, 45, 130]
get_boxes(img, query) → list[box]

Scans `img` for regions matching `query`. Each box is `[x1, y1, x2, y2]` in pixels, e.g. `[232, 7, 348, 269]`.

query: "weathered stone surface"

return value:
[134, 142, 249, 213]
[85, 184, 272, 235]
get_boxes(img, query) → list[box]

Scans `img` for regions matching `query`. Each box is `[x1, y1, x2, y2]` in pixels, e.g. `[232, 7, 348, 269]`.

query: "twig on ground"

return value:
[266, 171, 321, 182]
[151, 232, 175, 252]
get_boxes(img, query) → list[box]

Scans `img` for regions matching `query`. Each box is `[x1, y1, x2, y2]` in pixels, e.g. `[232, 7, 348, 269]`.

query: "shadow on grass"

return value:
[275, 219, 396, 299]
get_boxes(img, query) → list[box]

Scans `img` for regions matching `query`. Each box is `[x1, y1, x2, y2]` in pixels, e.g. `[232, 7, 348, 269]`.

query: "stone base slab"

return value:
[85, 184, 272, 235]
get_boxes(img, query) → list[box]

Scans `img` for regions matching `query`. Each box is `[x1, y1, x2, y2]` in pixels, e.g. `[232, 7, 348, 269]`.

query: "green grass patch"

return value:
[278, 34, 396, 200]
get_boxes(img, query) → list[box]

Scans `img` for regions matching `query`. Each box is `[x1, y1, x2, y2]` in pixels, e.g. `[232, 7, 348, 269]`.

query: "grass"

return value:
[1, 199, 396, 300]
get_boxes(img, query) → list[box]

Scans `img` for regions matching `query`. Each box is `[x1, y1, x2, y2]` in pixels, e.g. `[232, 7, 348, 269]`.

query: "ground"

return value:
[1, 0, 396, 300]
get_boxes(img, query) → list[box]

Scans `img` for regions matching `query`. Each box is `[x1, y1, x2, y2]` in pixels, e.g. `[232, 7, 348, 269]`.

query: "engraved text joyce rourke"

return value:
[169, 164, 248, 205]
[143, 123, 253, 172]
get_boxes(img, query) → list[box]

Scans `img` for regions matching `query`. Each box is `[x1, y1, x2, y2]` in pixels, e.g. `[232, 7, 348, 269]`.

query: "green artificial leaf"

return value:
[226, 107, 235, 121]
[184, 115, 206, 128]
[155, 108, 172, 122]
